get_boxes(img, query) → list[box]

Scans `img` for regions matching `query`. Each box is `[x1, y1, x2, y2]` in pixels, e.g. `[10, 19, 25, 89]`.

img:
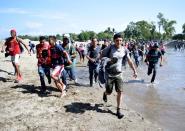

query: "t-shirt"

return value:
[5, 37, 21, 56]
[36, 43, 51, 66]
[87, 46, 100, 66]
[50, 44, 65, 67]
[63, 44, 76, 68]
[102, 44, 130, 73]
[146, 49, 162, 64]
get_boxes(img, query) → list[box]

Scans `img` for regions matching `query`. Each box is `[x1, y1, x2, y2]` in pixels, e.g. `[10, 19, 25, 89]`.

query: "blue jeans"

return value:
[65, 67, 76, 80]
[38, 66, 51, 91]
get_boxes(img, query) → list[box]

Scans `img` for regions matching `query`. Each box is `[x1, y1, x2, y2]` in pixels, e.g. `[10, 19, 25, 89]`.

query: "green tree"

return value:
[157, 12, 165, 34]
[124, 22, 141, 39]
[135, 20, 153, 40]
[70, 33, 78, 41]
[163, 20, 176, 39]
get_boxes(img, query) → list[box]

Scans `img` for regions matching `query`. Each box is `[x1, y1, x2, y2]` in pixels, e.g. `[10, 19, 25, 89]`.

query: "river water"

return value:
[123, 49, 185, 131]
[75, 48, 185, 131]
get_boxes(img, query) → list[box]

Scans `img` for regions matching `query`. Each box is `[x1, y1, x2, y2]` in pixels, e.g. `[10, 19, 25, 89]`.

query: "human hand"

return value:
[68, 60, 72, 65]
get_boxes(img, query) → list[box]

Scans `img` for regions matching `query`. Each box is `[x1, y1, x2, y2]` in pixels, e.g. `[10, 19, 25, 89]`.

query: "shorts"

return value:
[51, 65, 64, 79]
[105, 74, 124, 94]
[11, 54, 20, 64]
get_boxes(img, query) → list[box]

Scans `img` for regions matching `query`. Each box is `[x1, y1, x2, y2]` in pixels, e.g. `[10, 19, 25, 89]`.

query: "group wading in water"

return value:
[1, 29, 166, 119]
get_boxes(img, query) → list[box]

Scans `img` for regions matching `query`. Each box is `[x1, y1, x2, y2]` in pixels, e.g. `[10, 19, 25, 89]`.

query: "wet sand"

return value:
[0, 52, 161, 131]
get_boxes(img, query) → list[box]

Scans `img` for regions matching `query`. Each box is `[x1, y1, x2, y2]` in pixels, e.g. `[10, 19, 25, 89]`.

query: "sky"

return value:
[0, 0, 184, 39]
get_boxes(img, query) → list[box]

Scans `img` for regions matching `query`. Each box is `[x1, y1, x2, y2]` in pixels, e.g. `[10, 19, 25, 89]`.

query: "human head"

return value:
[49, 36, 56, 46]
[10, 29, 17, 38]
[153, 42, 159, 49]
[39, 36, 46, 44]
[113, 33, 123, 48]
[91, 37, 98, 47]
[63, 36, 70, 46]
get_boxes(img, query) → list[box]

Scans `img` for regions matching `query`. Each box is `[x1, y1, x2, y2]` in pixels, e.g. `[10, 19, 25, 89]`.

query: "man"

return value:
[49, 36, 72, 97]
[101, 39, 109, 50]
[61, 35, 78, 85]
[145, 42, 163, 83]
[101, 33, 137, 119]
[86, 37, 100, 87]
[36, 36, 51, 94]
[29, 41, 35, 54]
[1, 29, 30, 83]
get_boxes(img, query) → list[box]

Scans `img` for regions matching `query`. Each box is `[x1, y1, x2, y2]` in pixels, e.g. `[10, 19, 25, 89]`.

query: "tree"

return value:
[135, 20, 153, 40]
[163, 20, 176, 39]
[182, 23, 185, 33]
[56, 34, 62, 40]
[124, 22, 141, 39]
[97, 32, 112, 40]
[78, 31, 96, 41]
[157, 12, 165, 34]
[69, 33, 78, 41]
[172, 34, 185, 40]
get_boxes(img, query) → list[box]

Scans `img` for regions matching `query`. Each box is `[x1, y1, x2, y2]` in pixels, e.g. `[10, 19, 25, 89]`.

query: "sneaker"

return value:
[103, 92, 107, 102]
[117, 110, 124, 119]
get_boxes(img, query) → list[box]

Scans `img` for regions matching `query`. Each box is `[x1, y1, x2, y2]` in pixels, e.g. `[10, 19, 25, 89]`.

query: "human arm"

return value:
[17, 37, 31, 55]
[126, 52, 137, 78]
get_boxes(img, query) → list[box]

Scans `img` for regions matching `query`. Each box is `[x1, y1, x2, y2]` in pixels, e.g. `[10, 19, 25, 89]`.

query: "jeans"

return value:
[38, 66, 51, 91]
[147, 63, 157, 83]
[89, 63, 98, 86]
[65, 67, 76, 80]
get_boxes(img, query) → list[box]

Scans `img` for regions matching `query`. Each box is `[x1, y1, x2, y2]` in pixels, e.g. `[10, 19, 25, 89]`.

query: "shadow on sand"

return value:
[64, 102, 116, 116]
[11, 84, 61, 97]
[0, 76, 13, 82]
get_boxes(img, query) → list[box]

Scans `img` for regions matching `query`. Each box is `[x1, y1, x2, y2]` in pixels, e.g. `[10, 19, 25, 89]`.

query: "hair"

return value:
[91, 37, 97, 41]
[39, 36, 46, 42]
[113, 33, 123, 40]
[49, 35, 56, 42]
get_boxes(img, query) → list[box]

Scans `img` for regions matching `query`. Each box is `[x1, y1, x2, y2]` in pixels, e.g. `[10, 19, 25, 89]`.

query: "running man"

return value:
[101, 33, 137, 119]
[61, 35, 78, 85]
[145, 42, 163, 83]
[36, 36, 51, 94]
[29, 41, 35, 54]
[1, 29, 30, 83]
[49, 36, 72, 97]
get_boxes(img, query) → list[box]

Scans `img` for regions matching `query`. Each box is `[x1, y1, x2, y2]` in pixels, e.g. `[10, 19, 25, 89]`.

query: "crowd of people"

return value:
[1, 29, 166, 119]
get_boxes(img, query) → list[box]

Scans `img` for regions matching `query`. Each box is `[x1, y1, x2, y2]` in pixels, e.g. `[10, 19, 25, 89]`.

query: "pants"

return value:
[38, 66, 51, 91]
[89, 64, 98, 86]
[65, 67, 76, 80]
[147, 63, 157, 83]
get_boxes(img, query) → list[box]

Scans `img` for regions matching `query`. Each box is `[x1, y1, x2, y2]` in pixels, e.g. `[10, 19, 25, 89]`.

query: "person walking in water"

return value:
[101, 33, 137, 119]
[1, 29, 30, 83]
[145, 42, 163, 83]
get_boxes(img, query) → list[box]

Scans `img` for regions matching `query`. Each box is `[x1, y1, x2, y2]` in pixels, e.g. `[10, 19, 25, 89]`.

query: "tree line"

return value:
[18, 12, 185, 41]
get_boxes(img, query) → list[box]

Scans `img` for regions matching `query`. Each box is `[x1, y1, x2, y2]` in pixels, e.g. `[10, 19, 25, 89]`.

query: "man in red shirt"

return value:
[1, 29, 30, 83]
[36, 36, 51, 94]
